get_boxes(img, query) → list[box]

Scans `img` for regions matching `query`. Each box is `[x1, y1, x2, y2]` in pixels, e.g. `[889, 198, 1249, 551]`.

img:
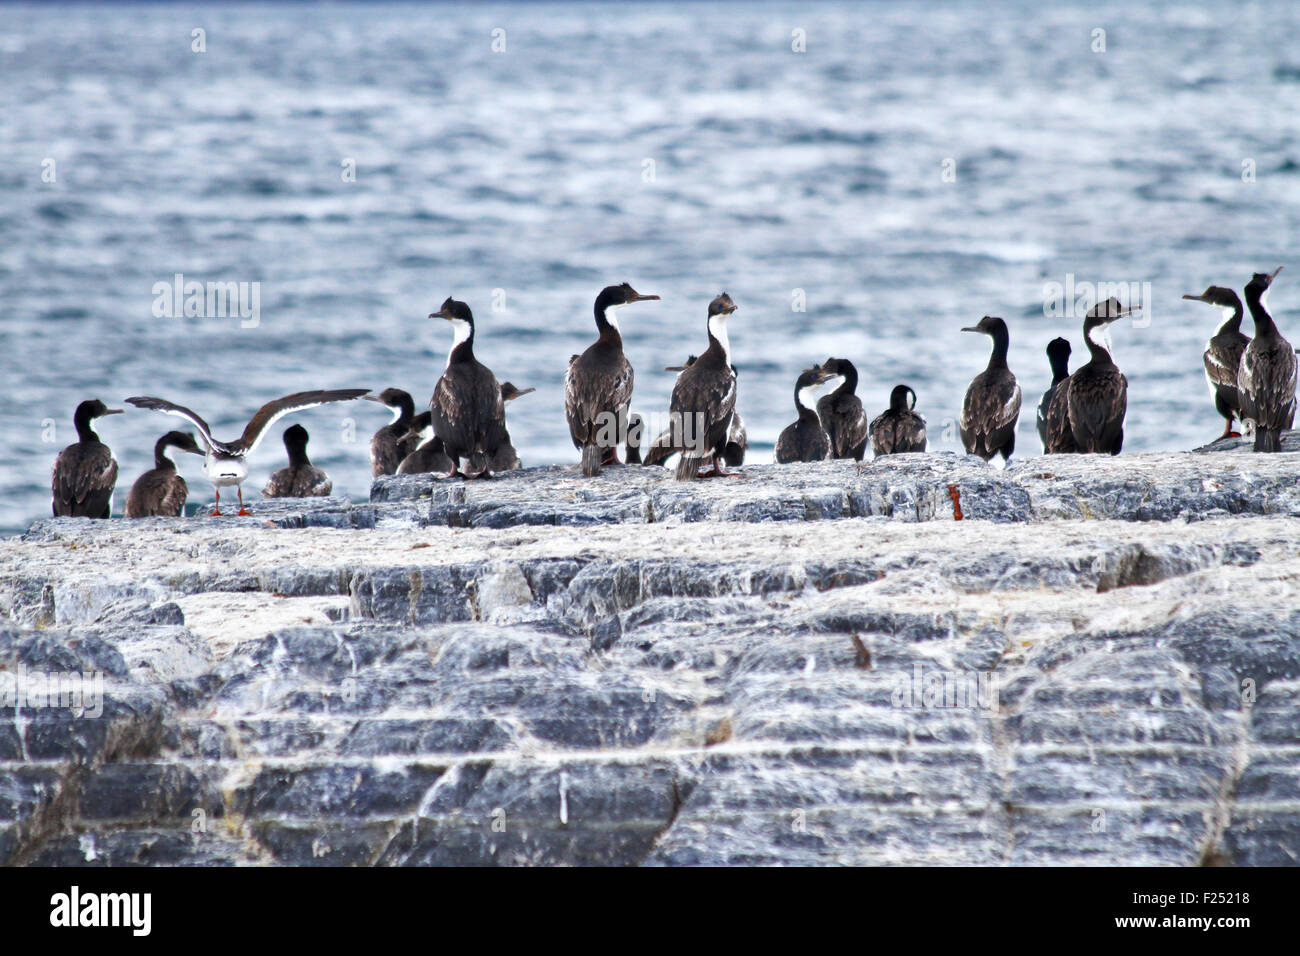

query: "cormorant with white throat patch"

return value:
[775, 365, 841, 463]
[665, 293, 741, 480]
[429, 297, 510, 478]
[1183, 285, 1250, 440]
[1238, 267, 1296, 452]
[364, 388, 417, 477]
[1066, 297, 1138, 455]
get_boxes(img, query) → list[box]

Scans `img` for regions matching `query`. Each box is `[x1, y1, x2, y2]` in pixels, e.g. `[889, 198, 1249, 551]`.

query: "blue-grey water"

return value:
[2, 0, 1299, 532]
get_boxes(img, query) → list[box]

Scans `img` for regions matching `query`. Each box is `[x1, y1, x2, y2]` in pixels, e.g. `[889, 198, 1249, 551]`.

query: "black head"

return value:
[429, 297, 473, 323]
[961, 315, 1007, 336]
[1182, 286, 1241, 310]
[1046, 337, 1071, 362]
[795, 363, 836, 390]
[283, 424, 309, 450]
[708, 293, 738, 317]
[163, 430, 203, 455]
[821, 357, 859, 389]
[363, 387, 413, 408]
[75, 399, 124, 422]
[889, 384, 917, 412]
[1085, 297, 1138, 322]
[595, 282, 660, 312]
[1245, 266, 1283, 297]
[500, 382, 536, 403]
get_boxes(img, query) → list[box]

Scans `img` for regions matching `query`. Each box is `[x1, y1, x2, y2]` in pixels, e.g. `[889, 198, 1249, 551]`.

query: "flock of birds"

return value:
[49, 268, 1296, 519]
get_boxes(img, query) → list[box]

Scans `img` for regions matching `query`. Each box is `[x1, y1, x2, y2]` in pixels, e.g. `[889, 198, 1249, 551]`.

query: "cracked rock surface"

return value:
[2, 448, 1299, 865]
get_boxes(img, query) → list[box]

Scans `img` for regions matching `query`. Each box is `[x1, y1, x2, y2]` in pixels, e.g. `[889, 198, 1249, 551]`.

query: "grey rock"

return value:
[1, 452, 1300, 865]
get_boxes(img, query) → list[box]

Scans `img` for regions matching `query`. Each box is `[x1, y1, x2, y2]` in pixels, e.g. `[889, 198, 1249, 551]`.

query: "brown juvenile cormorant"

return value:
[960, 316, 1021, 462]
[364, 388, 417, 477]
[125, 431, 203, 517]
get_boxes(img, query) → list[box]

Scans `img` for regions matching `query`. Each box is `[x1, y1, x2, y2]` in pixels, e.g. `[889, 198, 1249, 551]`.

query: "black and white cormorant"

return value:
[126, 389, 367, 515]
[816, 357, 869, 460]
[125, 431, 203, 518]
[775, 365, 841, 463]
[364, 388, 417, 477]
[429, 297, 510, 478]
[564, 283, 659, 475]
[262, 424, 332, 498]
[51, 399, 123, 517]
[1183, 285, 1250, 440]
[489, 381, 536, 472]
[869, 385, 928, 456]
[396, 412, 455, 476]
[665, 293, 741, 480]
[1066, 297, 1137, 455]
[1237, 267, 1296, 452]
[959, 316, 1021, 462]
[1038, 337, 1075, 454]
[645, 353, 748, 467]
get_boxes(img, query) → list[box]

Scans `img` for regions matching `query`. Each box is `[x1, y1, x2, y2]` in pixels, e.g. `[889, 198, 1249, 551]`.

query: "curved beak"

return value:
[631, 293, 660, 303]
[429, 307, 454, 321]
[1181, 293, 1205, 301]
[361, 393, 386, 404]
[1269, 266, 1285, 281]
[960, 326, 978, 333]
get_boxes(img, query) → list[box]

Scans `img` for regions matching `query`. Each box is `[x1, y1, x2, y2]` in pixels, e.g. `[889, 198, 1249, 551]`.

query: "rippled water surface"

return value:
[2, 1, 1299, 531]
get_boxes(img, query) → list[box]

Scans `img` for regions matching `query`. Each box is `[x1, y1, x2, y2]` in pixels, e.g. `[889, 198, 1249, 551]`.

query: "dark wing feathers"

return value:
[240, 389, 369, 454]
[52, 443, 118, 517]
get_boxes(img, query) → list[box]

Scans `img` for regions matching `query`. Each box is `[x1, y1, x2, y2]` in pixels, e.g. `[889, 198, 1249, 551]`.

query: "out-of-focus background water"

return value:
[1, 0, 1298, 532]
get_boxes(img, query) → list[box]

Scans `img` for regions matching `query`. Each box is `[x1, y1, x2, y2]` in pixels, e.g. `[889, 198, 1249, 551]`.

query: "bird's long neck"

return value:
[595, 302, 624, 347]
[705, 313, 731, 365]
[832, 364, 857, 396]
[795, 383, 819, 419]
[1216, 299, 1245, 337]
[1245, 286, 1278, 337]
[985, 326, 1010, 371]
[1084, 320, 1114, 364]
[73, 409, 98, 443]
[1048, 353, 1070, 383]
[447, 319, 475, 366]
[153, 436, 178, 470]
[287, 442, 311, 467]
[393, 393, 415, 428]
